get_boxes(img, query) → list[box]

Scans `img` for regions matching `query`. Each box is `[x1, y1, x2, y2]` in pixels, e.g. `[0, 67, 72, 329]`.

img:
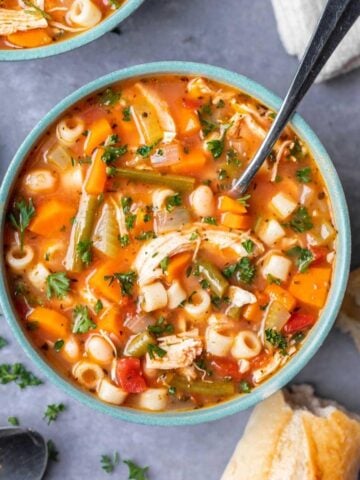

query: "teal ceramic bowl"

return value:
[0, 0, 143, 61]
[0, 62, 351, 425]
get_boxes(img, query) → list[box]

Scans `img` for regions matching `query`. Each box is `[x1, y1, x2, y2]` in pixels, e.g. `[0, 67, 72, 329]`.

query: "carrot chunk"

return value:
[220, 212, 252, 230]
[289, 267, 331, 309]
[84, 118, 112, 155]
[85, 148, 107, 195]
[265, 284, 297, 311]
[89, 260, 124, 303]
[97, 306, 123, 335]
[218, 195, 247, 214]
[166, 252, 193, 282]
[29, 200, 76, 237]
[171, 147, 206, 174]
[28, 307, 70, 340]
[7, 29, 52, 48]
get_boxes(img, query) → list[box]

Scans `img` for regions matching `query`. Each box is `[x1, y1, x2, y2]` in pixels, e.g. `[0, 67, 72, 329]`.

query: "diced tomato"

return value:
[116, 358, 147, 393]
[283, 312, 316, 334]
[182, 97, 202, 110]
[211, 357, 243, 381]
[310, 246, 328, 266]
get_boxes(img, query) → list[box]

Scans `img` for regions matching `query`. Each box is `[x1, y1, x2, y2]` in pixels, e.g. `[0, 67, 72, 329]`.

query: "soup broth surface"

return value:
[4, 75, 336, 412]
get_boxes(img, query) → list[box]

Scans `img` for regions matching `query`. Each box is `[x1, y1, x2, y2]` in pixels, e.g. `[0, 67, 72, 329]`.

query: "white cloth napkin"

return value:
[271, 0, 360, 82]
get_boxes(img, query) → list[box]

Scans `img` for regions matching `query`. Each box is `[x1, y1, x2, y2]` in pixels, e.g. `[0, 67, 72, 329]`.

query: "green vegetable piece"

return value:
[286, 245, 314, 272]
[170, 376, 235, 396]
[125, 331, 155, 357]
[197, 259, 229, 298]
[47, 440, 59, 462]
[265, 328, 288, 355]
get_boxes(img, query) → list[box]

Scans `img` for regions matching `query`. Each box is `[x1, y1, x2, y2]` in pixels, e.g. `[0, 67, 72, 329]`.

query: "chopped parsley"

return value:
[102, 143, 128, 164]
[54, 339, 64, 352]
[265, 328, 288, 355]
[101, 452, 120, 473]
[226, 148, 241, 167]
[198, 104, 217, 137]
[202, 216, 217, 225]
[135, 231, 156, 241]
[148, 317, 174, 336]
[76, 240, 93, 266]
[8, 198, 35, 252]
[223, 257, 256, 284]
[237, 194, 251, 207]
[124, 460, 149, 480]
[289, 138, 304, 159]
[189, 232, 199, 241]
[218, 168, 229, 180]
[0, 363, 42, 389]
[121, 196, 133, 214]
[136, 143, 158, 158]
[104, 271, 137, 296]
[0, 337, 8, 349]
[165, 193, 182, 212]
[94, 299, 104, 314]
[43, 403, 66, 425]
[125, 213, 137, 230]
[160, 256, 170, 273]
[286, 246, 313, 272]
[72, 305, 96, 334]
[46, 272, 71, 299]
[242, 239, 254, 254]
[207, 138, 224, 159]
[119, 234, 130, 248]
[47, 440, 59, 462]
[296, 166, 312, 183]
[122, 106, 131, 122]
[289, 207, 313, 233]
[239, 380, 252, 393]
[8, 416, 19, 426]
[267, 274, 282, 285]
[99, 88, 121, 106]
[147, 343, 167, 360]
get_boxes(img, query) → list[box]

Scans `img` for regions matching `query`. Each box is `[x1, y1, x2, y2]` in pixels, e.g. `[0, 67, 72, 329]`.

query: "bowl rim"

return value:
[0, 0, 144, 61]
[0, 61, 351, 426]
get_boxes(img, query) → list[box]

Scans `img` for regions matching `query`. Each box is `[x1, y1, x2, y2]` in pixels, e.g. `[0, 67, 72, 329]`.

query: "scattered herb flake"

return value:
[47, 440, 59, 462]
[46, 272, 71, 299]
[100, 88, 121, 106]
[72, 305, 96, 334]
[76, 240, 93, 266]
[0, 337, 8, 350]
[165, 193, 182, 212]
[8, 416, 19, 426]
[289, 207, 313, 233]
[54, 339, 64, 352]
[124, 460, 149, 480]
[202, 216, 217, 225]
[8, 198, 35, 252]
[296, 167, 312, 183]
[147, 343, 167, 360]
[101, 452, 120, 474]
[265, 328, 288, 355]
[286, 246, 314, 272]
[44, 403, 66, 425]
[0, 363, 42, 389]
[94, 299, 104, 314]
[242, 239, 254, 254]
[160, 256, 170, 273]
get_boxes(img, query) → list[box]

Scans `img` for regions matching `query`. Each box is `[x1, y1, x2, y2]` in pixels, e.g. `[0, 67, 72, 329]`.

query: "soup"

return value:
[0, 0, 126, 49]
[4, 75, 336, 412]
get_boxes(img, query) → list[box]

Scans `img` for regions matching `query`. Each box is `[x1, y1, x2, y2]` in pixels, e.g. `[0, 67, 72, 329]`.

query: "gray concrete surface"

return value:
[0, 1, 360, 479]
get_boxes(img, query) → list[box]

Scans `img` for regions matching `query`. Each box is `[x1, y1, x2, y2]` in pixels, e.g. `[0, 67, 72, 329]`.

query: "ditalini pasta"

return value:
[4, 75, 336, 412]
[0, 0, 126, 50]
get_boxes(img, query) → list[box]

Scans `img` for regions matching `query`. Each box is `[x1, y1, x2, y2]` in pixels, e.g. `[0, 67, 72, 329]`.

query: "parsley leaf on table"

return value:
[43, 403, 66, 425]
[124, 460, 149, 480]
[0, 363, 42, 389]
[101, 451, 120, 473]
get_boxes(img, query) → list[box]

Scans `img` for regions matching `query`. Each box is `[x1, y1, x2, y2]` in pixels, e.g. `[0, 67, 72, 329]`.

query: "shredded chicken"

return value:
[0, 8, 47, 35]
[145, 330, 202, 370]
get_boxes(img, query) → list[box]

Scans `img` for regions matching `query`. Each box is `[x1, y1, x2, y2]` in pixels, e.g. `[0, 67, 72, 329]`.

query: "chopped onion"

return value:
[124, 314, 155, 334]
[150, 143, 181, 167]
[155, 207, 191, 234]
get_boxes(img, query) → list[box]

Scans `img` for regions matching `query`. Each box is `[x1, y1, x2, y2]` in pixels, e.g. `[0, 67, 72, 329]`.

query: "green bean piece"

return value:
[197, 259, 229, 298]
[106, 167, 196, 192]
[170, 375, 235, 396]
[64, 192, 98, 272]
[124, 331, 155, 357]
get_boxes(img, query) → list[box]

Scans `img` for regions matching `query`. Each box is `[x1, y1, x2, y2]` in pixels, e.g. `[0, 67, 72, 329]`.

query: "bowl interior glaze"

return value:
[0, 62, 351, 425]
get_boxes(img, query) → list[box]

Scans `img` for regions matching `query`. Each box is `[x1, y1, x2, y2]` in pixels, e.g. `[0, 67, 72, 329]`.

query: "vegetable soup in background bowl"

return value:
[0, 62, 350, 425]
[0, 0, 144, 61]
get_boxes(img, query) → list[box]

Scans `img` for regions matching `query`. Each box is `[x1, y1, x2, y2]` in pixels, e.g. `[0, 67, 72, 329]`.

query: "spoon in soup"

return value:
[230, 0, 360, 196]
[0, 427, 48, 480]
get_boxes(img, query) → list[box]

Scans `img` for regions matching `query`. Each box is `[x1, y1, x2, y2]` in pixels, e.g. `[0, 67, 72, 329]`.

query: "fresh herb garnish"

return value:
[239, 380, 252, 393]
[218, 168, 229, 180]
[99, 88, 120, 106]
[46, 272, 71, 299]
[242, 239, 254, 254]
[265, 328, 288, 355]
[44, 403, 66, 425]
[119, 234, 130, 248]
[226, 148, 241, 167]
[135, 231, 156, 241]
[72, 305, 96, 334]
[121, 196, 133, 214]
[8, 198, 35, 252]
[289, 207, 313, 233]
[286, 245, 313, 272]
[202, 216, 217, 225]
[237, 194, 251, 207]
[24, 0, 50, 19]
[223, 257, 256, 284]
[102, 143, 128, 164]
[200, 278, 210, 289]
[296, 167, 312, 183]
[148, 317, 174, 336]
[125, 213, 137, 230]
[198, 104, 217, 136]
[76, 240, 93, 266]
[47, 440, 59, 462]
[94, 299, 104, 314]
[147, 343, 167, 360]
[207, 138, 224, 159]
[189, 232, 199, 241]
[0, 363, 42, 389]
[136, 142, 158, 158]
[289, 138, 304, 159]
[0, 337, 7, 350]
[8, 416, 19, 426]
[104, 271, 137, 296]
[101, 452, 120, 474]
[292, 331, 305, 343]
[267, 274, 282, 285]
[160, 256, 170, 273]
[54, 339, 64, 352]
[165, 193, 182, 212]
[122, 106, 131, 122]
[124, 460, 149, 480]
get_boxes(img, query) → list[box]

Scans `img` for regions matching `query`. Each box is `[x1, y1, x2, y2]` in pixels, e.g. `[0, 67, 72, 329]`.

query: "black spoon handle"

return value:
[231, 0, 360, 196]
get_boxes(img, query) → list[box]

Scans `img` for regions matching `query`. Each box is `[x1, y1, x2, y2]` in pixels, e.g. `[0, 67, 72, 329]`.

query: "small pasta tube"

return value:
[67, 0, 102, 28]
[24, 169, 57, 194]
[184, 290, 211, 320]
[152, 188, 175, 211]
[72, 361, 104, 389]
[6, 244, 34, 271]
[167, 281, 187, 309]
[190, 185, 215, 218]
[27, 263, 51, 291]
[85, 334, 116, 365]
[141, 282, 168, 312]
[97, 378, 127, 405]
[205, 326, 233, 357]
[56, 117, 85, 146]
[62, 336, 81, 362]
[231, 330, 262, 360]
[135, 388, 168, 411]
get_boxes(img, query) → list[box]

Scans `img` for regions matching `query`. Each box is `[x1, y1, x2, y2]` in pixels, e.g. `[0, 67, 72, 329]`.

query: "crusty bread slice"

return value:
[221, 385, 360, 480]
[337, 268, 360, 352]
